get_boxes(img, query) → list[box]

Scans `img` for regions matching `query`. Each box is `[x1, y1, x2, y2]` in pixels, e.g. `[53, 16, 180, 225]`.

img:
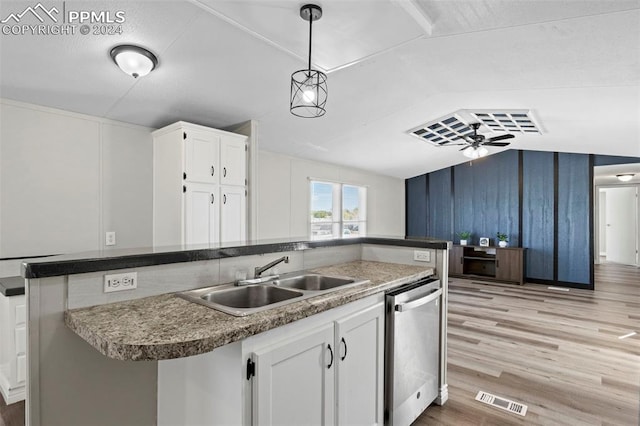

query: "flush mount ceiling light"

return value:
[616, 174, 635, 182]
[462, 145, 488, 159]
[290, 4, 327, 118]
[110, 45, 158, 78]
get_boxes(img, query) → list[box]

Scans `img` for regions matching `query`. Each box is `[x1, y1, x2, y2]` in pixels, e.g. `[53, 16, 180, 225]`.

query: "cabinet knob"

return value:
[183, 185, 186, 193]
[183, 172, 187, 180]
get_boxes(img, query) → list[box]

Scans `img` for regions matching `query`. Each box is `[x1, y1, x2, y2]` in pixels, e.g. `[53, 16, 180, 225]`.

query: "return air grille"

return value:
[408, 113, 473, 146]
[469, 109, 541, 134]
[408, 109, 541, 147]
[475, 391, 528, 416]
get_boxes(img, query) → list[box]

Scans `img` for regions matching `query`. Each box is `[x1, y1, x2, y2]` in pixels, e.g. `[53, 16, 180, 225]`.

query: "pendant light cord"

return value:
[307, 7, 313, 72]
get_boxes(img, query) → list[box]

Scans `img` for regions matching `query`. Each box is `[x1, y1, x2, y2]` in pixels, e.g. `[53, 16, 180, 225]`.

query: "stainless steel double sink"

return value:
[177, 273, 369, 316]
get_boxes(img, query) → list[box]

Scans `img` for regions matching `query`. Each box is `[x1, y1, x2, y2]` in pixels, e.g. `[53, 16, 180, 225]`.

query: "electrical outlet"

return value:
[105, 231, 116, 246]
[104, 272, 137, 293]
[414, 250, 431, 262]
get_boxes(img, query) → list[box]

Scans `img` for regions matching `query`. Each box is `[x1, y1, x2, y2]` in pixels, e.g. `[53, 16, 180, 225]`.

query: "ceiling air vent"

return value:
[408, 109, 541, 147]
[468, 109, 541, 134]
[408, 113, 473, 147]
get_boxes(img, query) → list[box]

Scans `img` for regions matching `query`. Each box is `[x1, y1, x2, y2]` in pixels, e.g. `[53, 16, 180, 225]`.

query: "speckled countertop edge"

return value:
[65, 261, 434, 361]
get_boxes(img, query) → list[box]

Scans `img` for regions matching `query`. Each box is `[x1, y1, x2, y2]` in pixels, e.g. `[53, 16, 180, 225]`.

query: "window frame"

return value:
[309, 179, 367, 241]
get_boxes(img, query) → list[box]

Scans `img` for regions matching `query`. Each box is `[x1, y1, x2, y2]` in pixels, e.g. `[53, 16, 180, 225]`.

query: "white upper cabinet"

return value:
[220, 136, 247, 186]
[184, 130, 219, 184]
[152, 121, 248, 247]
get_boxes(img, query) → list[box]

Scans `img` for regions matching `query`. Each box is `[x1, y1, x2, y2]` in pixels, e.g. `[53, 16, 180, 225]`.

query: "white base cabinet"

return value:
[0, 293, 26, 404]
[152, 121, 248, 247]
[158, 294, 385, 426]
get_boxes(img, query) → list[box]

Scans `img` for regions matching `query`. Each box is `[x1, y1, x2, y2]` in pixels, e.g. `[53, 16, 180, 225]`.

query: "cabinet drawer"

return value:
[15, 304, 26, 325]
[15, 326, 26, 355]
[17, 354, 26, 384]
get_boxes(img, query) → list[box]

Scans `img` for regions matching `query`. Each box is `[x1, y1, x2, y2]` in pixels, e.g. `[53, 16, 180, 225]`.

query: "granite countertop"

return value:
[65, 261, 434, 361]
[0, 276, 25, 296]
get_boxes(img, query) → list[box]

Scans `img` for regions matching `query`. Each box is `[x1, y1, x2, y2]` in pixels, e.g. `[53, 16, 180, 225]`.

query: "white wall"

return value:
[256, 150, 405, 240]
[0, 99, 153, 265]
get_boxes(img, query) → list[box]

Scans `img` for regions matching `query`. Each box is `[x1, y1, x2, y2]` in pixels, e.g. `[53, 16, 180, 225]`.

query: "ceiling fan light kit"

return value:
[110, 45, 158, 78]
[290, 4, 327, 118]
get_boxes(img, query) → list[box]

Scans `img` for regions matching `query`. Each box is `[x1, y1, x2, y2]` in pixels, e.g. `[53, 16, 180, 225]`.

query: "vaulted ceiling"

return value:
[1, 0, 638, 178]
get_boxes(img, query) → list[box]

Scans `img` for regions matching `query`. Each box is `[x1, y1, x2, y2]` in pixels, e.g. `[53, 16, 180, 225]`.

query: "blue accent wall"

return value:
[453, 151, 520, 246]
[522, 151, 554, 280]
[557, 153, 591, 285]
[427, 168, 452, 240]
[406, 175, 427, 237]
[593, 154, 640, 166]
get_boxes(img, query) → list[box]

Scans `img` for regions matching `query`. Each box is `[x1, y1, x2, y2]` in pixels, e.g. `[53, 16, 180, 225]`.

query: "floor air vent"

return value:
[475, 391, 528, 416]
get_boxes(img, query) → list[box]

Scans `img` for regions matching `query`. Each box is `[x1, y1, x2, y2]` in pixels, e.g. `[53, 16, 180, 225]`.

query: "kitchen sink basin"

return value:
[200, 285, 303, 308]
[275, 274, 355, 291]
[177, 272, 369, 317]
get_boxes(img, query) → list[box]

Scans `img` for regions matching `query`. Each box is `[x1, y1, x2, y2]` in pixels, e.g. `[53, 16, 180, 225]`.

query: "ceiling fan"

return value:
[455, 123, 515, 159]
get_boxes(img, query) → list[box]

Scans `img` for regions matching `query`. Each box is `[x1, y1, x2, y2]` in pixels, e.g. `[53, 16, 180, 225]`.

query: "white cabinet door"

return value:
[185, 129, 219, 184]
[184, 183, 218, 245]
[220, 185, 246, 244]
[220, 136, 246, 186]
[253, 324, 336, 426]
[335, 302, 385, 426]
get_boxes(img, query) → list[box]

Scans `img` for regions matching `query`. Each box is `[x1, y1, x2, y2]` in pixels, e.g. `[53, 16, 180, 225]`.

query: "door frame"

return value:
[594, 183, 639, 267]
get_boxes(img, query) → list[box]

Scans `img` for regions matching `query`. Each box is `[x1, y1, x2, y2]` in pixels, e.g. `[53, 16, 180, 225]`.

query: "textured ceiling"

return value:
[0, 0, 639, 178]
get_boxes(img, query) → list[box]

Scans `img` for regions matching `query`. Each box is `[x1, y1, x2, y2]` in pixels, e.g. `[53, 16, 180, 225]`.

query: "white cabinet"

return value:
[249, 298, 385, 426]
[184, 129, 219, 184]
[184, 183, 219, 245]
[220, 137, 246, 186]
[335, 304, 384, 426]
[0, 293, 26, 404]
[220, 185, 247, 244]
[253, 323, 336, 426]
[157, 294, 384, 426]
[153, 121, 247, 247]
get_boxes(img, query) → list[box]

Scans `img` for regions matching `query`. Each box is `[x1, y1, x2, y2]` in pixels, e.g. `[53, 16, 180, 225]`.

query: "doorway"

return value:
[597, 186, 639, 266]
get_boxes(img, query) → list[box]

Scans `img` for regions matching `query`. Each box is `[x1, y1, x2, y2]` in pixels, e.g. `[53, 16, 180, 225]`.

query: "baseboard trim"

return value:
[526, 278, 593, 290]
[0, 373, 25, 405]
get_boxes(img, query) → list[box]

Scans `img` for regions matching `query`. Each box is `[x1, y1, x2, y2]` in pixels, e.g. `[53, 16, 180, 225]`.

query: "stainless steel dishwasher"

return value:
[385, 277, 442, 426]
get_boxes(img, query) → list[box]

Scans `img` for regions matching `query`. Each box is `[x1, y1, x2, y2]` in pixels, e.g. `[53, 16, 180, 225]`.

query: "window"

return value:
[310, 181, 367, 240]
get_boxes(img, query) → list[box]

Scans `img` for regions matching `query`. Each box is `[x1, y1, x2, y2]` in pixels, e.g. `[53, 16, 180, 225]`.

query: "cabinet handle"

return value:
[223, 167, 227, 177]
[223, 194, 227, 204]
[496, 259, 500, 268]
[211, 166, 215, 176]
[183, 172, 187, 180]
[327, 344, 334, 369]
[340, 337, 347, 361]
[211, 194, 214, 204]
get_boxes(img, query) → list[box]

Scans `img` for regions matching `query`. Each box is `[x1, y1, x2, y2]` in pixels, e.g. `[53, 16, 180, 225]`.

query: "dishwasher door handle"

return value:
[395, 288, 442, 312]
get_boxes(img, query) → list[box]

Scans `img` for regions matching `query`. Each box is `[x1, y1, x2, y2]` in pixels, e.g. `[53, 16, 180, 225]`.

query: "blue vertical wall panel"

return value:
[453, 150, 519, 246]
[522, 151, 554, 280]
[406, 174, 427, 237]
[593, 154, 640, 166]
[557, 153, 591, 285]
[427, 168, 452, 240]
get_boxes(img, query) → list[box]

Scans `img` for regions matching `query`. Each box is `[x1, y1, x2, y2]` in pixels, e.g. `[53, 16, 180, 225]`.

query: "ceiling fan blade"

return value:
[483, 142, 511, 147]
[459, 146, 472, 151]
[487, 133, 515, 142]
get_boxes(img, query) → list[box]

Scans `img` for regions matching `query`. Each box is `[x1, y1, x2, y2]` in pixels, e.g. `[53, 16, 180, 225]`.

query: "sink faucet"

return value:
[255, 256, 289, 278]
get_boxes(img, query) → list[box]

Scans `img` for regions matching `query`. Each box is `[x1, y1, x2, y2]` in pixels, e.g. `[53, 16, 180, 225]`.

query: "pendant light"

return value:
[290, 4, 327, 118]
[110, 45, 158, 78]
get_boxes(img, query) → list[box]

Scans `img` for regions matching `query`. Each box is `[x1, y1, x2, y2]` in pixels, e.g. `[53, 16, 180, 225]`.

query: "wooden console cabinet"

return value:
[449, 245, 526, 285]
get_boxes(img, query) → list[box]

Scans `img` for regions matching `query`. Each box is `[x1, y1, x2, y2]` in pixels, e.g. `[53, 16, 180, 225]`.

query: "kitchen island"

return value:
[22, 237, 449, 426]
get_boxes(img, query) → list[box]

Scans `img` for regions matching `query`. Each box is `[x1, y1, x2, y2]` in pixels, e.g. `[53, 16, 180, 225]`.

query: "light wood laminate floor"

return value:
[417, 262, 640, 425]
